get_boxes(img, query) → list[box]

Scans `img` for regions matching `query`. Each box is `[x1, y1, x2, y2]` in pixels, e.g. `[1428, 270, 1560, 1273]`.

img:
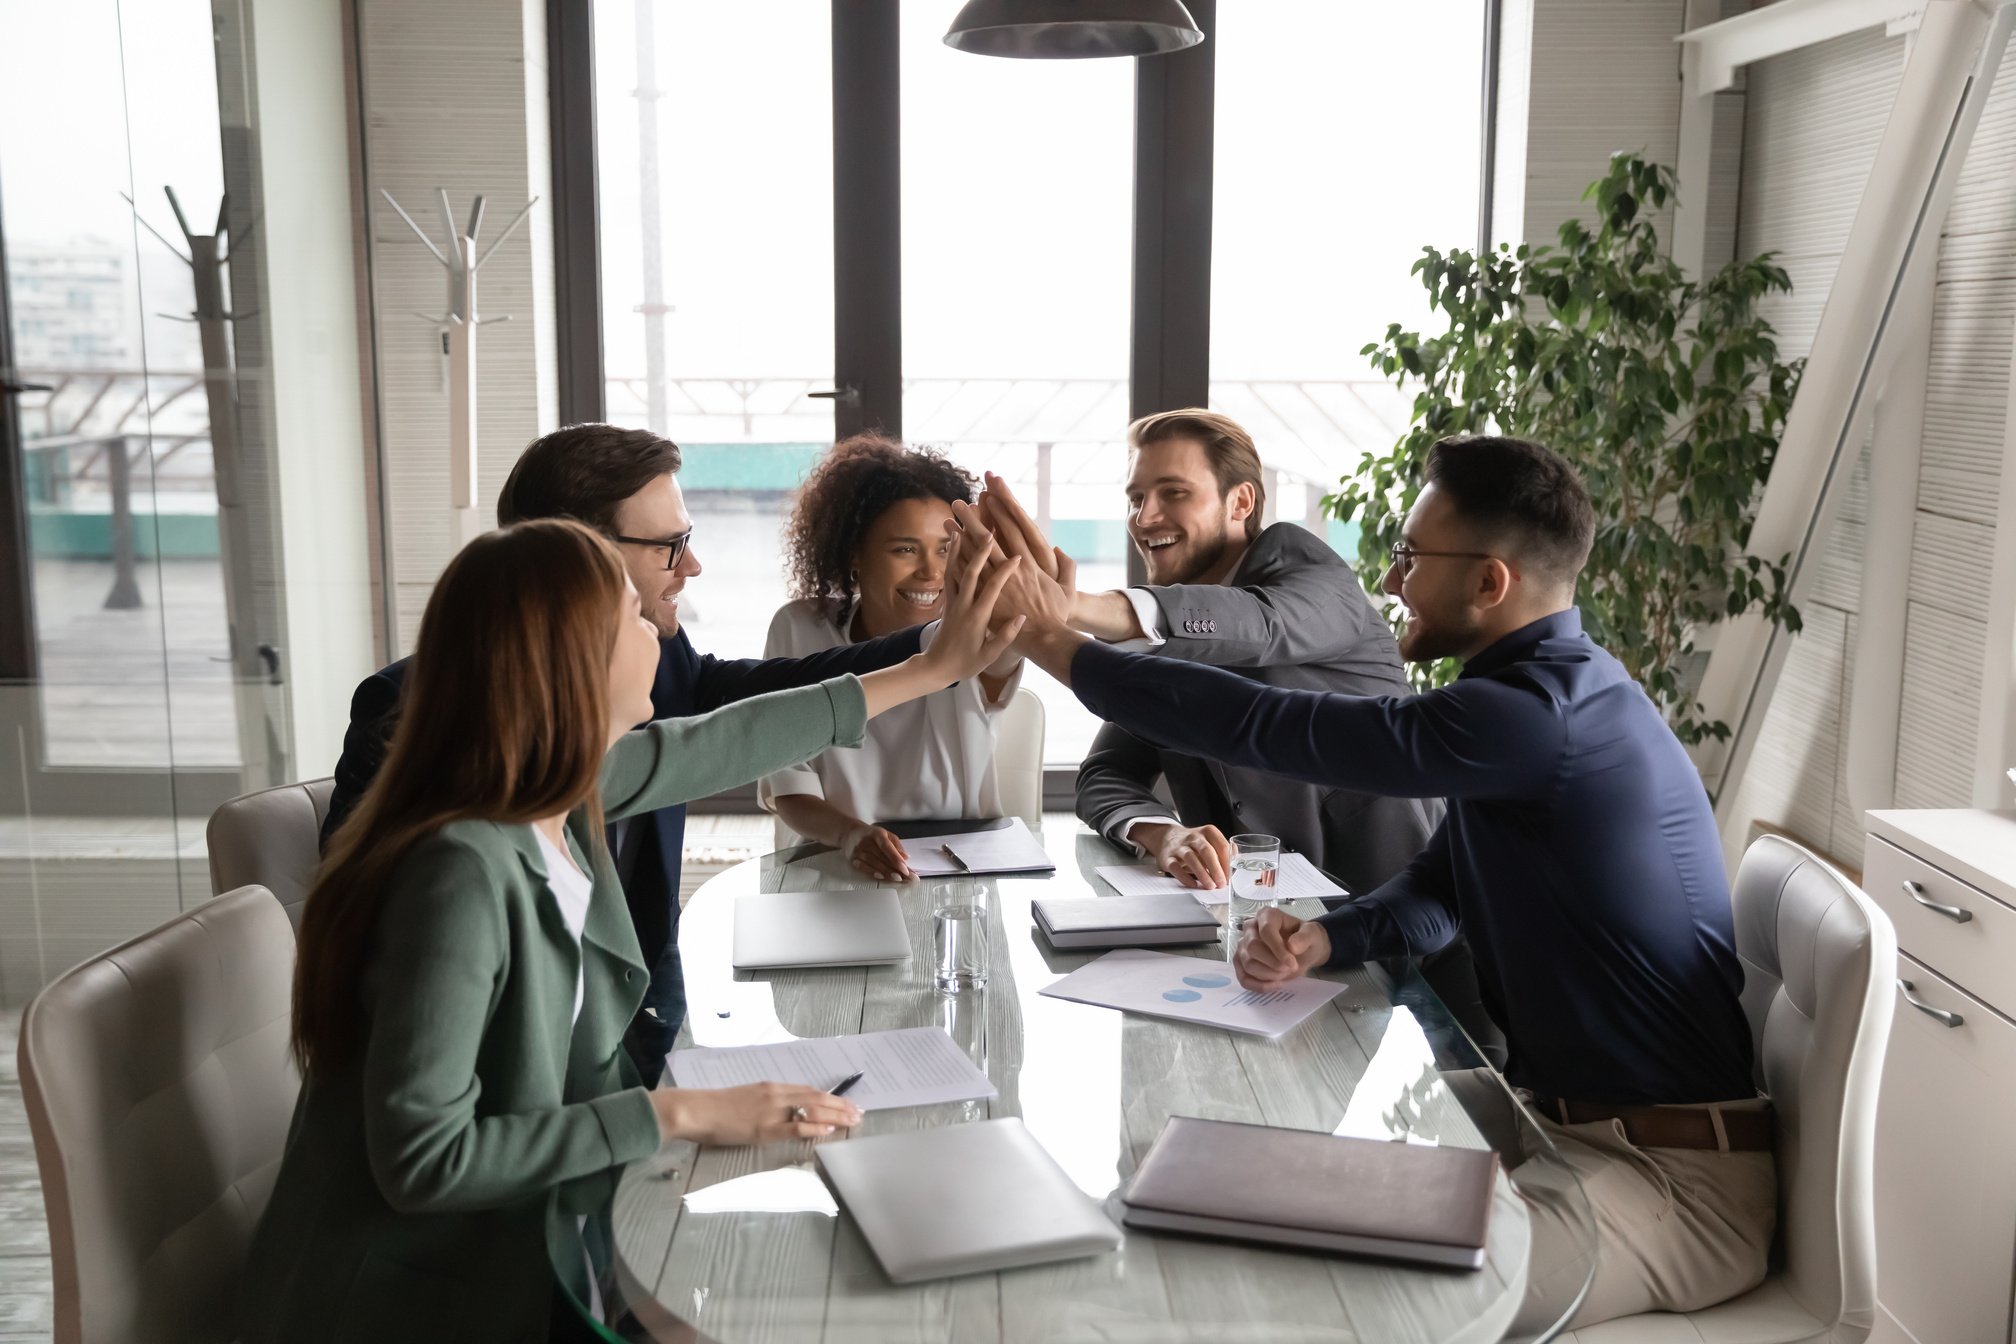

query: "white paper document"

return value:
[1039, 948, 1348, 1038]
[901, 817, 1055, 876]
[669, 1026, 997, 1111]
[1095, 852, 1348, 907]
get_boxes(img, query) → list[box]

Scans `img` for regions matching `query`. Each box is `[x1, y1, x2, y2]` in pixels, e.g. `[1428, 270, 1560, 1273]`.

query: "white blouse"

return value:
[758, 599, 1020, 824]
[533, 826, 594, 1027]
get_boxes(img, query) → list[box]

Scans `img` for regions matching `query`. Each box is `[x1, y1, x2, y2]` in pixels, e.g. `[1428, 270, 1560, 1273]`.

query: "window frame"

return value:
[549, 0, 1498, 810]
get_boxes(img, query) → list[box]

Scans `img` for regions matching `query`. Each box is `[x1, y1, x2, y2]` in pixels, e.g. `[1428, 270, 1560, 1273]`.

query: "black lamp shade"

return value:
[943, 0, 1204, 59]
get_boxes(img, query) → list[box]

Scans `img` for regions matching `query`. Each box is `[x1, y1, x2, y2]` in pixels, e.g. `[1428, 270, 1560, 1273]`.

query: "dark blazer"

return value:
[321, 624, 922, 1079]
[1074, 523, 1439, 895]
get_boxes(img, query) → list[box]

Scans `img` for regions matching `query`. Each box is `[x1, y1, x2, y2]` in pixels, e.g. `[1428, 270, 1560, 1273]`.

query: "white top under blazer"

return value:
[757, 599, 1020, 824]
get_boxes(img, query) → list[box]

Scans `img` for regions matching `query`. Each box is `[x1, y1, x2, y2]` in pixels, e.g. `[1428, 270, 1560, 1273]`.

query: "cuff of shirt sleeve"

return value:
[1121, 588, 1167, 646]
[1119, 814, 1181, 857]
[917, 619, 941, 651]
[1313, 904, 1372, 970]
[590, 1087, 662, 1167]
[758, 767, 824, 811]
[823, 674, 868, 749]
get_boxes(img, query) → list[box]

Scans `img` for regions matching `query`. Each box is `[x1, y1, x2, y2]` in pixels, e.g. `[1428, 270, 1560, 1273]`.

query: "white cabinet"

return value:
[1864, 810, 2016, 1344]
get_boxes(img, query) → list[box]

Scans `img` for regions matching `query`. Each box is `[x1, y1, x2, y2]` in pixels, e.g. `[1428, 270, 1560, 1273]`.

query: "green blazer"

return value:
[241, 677, 867, 1343]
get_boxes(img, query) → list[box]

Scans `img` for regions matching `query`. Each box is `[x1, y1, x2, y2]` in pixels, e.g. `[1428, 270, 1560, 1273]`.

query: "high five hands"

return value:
[946, 473, 1088, 684]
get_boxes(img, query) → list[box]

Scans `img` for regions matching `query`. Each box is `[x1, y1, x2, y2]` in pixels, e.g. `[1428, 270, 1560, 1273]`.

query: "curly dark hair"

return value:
[785, 434, 977, 624]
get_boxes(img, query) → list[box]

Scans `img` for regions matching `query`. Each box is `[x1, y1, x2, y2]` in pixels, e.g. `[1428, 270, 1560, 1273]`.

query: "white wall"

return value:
[1720, 27, 1902, 867]
[247, 0, 377, 780]
[353, 0, 559, 654]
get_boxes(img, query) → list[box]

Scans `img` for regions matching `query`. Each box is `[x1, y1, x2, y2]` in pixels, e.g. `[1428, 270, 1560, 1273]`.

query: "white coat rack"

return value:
[379, 187, 538, 549]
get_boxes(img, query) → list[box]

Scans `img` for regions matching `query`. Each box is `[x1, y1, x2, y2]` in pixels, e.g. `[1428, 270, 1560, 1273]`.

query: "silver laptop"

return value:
[816, 1117, 1122, 1283]
[731, 888, 911, 970]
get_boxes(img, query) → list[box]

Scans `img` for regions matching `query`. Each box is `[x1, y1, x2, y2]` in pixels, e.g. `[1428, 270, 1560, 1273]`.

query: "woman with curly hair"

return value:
[763, 434, 1025, 880]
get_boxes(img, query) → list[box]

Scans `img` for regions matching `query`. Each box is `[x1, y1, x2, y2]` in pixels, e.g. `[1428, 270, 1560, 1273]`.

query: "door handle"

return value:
[1, 380, 53, 395]
[1902, 880, 1973, 923]
[807, 383, 861, 409]
[1898, 979, 1964, 1028]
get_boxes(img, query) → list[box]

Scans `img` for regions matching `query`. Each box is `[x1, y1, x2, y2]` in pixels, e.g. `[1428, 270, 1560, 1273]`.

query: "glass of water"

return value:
[1226, 833, 1282, 962]
[931, 880, 989, 991]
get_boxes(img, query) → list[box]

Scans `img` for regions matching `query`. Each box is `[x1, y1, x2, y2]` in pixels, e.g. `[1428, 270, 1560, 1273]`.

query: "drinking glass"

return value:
[931, 880, 989, 991]
[1225, 833, 1282, 962]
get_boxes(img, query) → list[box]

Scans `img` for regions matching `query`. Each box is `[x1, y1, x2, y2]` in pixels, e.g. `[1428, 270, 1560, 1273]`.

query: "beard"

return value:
[1143, 523, 1233, 585]
[1395, 603, 1482, 664]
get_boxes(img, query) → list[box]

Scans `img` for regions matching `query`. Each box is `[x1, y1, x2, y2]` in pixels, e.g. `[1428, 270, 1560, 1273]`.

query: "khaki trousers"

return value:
[1444, 1070, 1779, 1337]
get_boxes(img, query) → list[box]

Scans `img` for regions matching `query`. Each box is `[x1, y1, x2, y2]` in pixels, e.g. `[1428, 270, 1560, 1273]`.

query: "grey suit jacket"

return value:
[1074, 522, 1440, 895]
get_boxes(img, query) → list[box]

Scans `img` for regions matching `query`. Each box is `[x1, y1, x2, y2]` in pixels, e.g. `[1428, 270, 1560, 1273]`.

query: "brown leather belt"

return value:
[1534, 1098, 1774, 1152]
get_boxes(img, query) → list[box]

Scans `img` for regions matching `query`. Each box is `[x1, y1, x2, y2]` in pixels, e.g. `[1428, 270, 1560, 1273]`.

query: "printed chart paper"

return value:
[1039, 949, 1348, 1038]
[670, 1026, 996, 1111]
[1095, 852, 1348, 907]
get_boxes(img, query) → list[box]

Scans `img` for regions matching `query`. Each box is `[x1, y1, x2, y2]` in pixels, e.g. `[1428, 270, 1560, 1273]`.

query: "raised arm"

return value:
[603, 678, 869, 821]
[1128, 542, 1381, 668]
[610, 536, 1023, 819]
[1024, 630, 1562, 802]
[689, 625, 925, 713]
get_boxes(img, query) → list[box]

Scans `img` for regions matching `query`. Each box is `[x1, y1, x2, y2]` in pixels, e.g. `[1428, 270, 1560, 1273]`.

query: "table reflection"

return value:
[551, 820, 1594, 1344]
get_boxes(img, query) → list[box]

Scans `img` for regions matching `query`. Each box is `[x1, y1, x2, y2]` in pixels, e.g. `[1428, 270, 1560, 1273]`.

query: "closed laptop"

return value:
[816, 1118, 1122, 1283]
[1033, 894, 1220, 949]
[731, 888, 910, 970]
[1121, 1116, 1499, 1269]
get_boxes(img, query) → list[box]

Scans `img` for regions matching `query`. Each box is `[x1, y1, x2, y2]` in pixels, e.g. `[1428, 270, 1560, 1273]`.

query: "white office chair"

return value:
[1559, 835, 1898, 1343]
[20, 885, 301, 1344]
[206, 777, 336, 932]
[770, 685, 1048, 849]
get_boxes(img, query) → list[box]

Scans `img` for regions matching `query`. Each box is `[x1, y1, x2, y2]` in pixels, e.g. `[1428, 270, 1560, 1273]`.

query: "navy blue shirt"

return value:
[1072, 609, 1754, 1106]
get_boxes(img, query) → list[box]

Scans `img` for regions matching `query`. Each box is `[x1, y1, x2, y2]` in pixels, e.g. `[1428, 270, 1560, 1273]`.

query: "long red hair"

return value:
[292, 519, 627, 1076]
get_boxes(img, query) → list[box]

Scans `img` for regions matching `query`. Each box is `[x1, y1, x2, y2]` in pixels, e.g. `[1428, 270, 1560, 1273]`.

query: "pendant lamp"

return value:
[943, 0, 1203, 59]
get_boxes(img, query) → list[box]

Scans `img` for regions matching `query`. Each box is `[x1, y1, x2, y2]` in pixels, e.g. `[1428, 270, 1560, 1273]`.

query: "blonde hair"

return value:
[1126, 408, 1265, 541]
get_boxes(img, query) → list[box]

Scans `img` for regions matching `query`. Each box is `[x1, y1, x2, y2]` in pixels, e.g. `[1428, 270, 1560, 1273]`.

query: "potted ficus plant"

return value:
[1331, 152, 1804, 746]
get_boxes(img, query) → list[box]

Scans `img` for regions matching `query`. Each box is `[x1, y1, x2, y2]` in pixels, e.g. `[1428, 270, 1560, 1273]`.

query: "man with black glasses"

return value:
[321, 424, 925, 1081]
[992, 435, 1773, 1331]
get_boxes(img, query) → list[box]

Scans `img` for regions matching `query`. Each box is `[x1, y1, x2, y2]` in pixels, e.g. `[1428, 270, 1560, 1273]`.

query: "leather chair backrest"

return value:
[772, 685, 1050, 849]
[19, 885, 301, 1344]
[206, 778, 334, 931]
[1730, 834, 1897, 1336]
[990, 685, 1047, 832]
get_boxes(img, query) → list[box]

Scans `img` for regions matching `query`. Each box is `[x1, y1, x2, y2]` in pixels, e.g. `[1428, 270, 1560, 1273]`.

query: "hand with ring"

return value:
[649, 1082, 863, 1145]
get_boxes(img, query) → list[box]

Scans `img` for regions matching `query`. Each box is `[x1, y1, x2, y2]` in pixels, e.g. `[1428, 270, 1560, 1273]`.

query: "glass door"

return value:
[0, 0, 294, 1003]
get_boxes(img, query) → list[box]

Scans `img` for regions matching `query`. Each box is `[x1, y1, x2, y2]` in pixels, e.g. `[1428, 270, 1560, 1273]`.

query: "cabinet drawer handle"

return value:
[1902, 880, 1973, 923]
[1898, 979, 1964, 1028]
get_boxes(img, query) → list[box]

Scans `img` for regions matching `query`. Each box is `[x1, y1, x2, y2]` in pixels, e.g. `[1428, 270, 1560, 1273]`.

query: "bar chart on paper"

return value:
[1038, 949, 1347, 1037]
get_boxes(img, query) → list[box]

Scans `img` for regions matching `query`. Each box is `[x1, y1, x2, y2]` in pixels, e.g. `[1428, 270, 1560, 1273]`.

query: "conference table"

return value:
[550, 819, 1596, 1343]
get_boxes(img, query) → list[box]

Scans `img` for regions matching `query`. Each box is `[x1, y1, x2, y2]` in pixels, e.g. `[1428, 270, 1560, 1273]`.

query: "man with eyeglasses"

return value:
[990, 435, 1771, 1331]
[320, 424, 928, 1081]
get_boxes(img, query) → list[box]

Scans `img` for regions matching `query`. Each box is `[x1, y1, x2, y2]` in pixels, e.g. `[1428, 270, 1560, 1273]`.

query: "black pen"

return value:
[829, 1070, 866, 1098]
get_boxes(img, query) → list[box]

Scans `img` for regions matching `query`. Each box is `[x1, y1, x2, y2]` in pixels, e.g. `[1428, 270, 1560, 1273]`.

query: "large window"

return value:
[1210, 2, 1487, 567]
[899, 10, 1134, 766]
[580, 1, 1491, 782]
[593, 0, 834, 662]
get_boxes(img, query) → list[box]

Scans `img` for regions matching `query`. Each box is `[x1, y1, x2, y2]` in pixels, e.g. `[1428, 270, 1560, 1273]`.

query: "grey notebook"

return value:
[1033, 894, 1220, 949]
[816, 1118, 1122, 1283]
[1120, 1115, 1499, 1269]
[731, 888, 910, 970]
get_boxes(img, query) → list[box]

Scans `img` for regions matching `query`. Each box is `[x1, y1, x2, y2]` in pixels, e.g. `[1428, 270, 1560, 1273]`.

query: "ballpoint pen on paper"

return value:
[829, 1071, 866, 1098]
